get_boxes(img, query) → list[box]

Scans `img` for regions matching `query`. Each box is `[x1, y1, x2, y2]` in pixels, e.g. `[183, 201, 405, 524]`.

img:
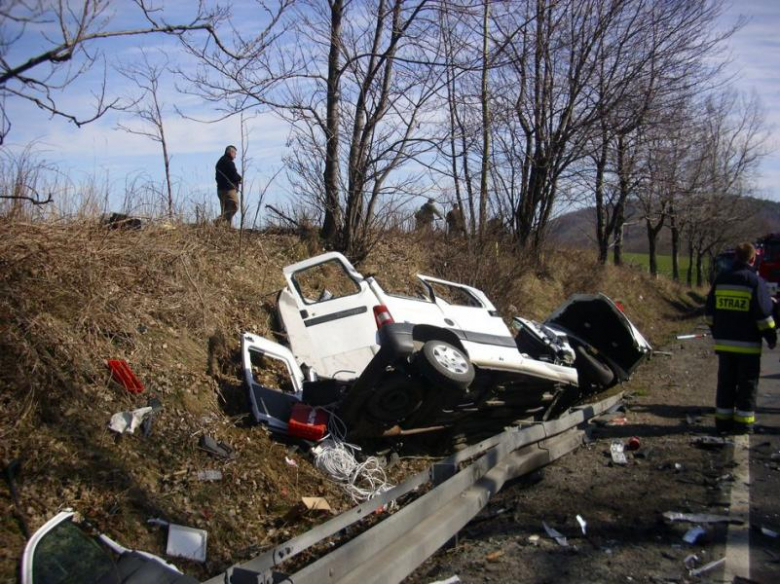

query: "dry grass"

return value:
[0, 220, 702, 581]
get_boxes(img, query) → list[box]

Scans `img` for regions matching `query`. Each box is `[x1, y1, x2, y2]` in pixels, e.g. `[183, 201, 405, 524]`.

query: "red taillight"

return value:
[615, 301, 625, 312]
[373, 304, 394, 328]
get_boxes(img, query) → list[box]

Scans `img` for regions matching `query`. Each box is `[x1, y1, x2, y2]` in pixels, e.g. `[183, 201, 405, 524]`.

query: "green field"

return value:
[623, 252, 692, 279]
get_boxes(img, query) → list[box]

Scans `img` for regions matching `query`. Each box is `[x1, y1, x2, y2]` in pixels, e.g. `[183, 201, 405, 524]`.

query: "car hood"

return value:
[545, 294, 651, 379]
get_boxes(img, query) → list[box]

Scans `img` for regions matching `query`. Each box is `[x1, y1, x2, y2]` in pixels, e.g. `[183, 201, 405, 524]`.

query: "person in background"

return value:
[705, 242, 776, 434]
[414, 197, 442, 232]
[215, 145, 242, 226]
[446, 202, 466, 238]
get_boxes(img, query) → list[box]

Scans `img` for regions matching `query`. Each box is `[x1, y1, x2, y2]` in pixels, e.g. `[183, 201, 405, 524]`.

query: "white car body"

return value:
[277, 251, 578, 385]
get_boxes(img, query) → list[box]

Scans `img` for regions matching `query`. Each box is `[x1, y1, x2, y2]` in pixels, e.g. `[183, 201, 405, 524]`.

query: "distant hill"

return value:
[549, 196, 780, 254]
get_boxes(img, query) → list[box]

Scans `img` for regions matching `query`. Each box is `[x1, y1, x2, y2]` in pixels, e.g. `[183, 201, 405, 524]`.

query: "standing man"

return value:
[705, 242, 776, 434]
[446, 202, 466, 238]
[414, 197, 442, 232]
[215, 145, 242, 226]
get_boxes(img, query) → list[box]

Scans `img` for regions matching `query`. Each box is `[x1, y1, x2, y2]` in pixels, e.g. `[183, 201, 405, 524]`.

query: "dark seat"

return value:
[115, 552, 198, 584]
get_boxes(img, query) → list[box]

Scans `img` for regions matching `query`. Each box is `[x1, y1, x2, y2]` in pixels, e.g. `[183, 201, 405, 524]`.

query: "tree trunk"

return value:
[322, 0, 343, 243]
[478, 0, 490, 242]
[670, 212, 680, 282]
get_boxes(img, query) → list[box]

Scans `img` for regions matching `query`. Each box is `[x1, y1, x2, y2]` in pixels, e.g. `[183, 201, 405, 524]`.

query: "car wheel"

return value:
[416, 340, 475, 390]
[366, 374, 424, 423]
[574, 344, 615, 388]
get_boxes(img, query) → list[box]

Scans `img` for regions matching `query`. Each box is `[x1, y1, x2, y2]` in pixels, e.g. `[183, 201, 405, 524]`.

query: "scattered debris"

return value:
[576, 514, 587, 535]
[626, 436, 641, 451]
[429, 577, 461, 584]
[485, 550, 504, 562]
[527, 535, 541, 546]
[654, 350, 673, 356]
[692, 436, 733, 448]
[771, 452, 780, 462]
[312, 439, 393, 503]
[285, 456, 298, 467]
[141, 396, 162, 437]
[676, 333, 708, 340]
[683, 554, 699, 569]
[610, 441, 628, 465]
[674, 463, 684, 472]
[106, 359, 145, 394]
[753, 524, 780, 538]
[688, 557, 725, 577]
[663, 511, 741, 525]
[108, 406, 153, 435]
[543, 521, 568, 546]
[196, 470, 222, 482]
[286, 497, 333, 520]
[198, 435, 235, 460]
[682, 526, 707, 544]
[685, 413, 703, 426]
[148, 518, 208, 563]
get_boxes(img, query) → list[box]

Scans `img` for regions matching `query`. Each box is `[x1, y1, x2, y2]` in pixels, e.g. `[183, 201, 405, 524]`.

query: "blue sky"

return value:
[3, 0, 780, 218]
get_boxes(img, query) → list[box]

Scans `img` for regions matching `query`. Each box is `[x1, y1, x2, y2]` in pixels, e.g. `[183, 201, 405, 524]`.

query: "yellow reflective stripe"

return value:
[714, 343, 762, 354]
[715, 411, 733, 420]
[733, 413, 755, 424]
[757, 316, 776, 330]
[715, 288, 752, 298]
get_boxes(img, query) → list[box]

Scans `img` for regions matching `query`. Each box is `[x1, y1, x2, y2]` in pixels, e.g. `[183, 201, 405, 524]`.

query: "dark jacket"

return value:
[215, 155, 242, 190]
[705, 260, 776, 354]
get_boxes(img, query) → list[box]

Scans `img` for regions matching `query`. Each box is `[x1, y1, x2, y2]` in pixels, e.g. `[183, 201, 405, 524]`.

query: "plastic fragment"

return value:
[610, 441, 628, 465]
[688, 557, 725, 577]
[527, 535, 540, 545]
[682, 526, 706, 544]
[196, 470, 222, 481]
[109, 407, 153, 434]
[683, 554, 699, 569]
[576, 514, 587, 535]
[543, 522, 568, 546]
[429, 577, 460, 584]
[663, 511, 740, 524]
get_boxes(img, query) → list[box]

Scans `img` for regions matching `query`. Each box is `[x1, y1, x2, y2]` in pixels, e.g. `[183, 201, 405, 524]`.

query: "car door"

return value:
[416, 275, 512, 339]
[280, 252, 381, 379]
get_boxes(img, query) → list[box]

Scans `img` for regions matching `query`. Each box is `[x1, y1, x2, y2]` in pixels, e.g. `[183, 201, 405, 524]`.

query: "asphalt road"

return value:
[742, 347, 780, 582]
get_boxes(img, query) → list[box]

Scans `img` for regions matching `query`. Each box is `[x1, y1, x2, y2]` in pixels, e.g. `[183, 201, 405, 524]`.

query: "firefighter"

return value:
[705, 242, 776, 434]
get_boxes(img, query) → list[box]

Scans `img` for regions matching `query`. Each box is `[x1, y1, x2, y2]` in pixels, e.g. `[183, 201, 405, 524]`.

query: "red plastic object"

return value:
[626, 436, 641, 451]
[106, 359, 145, 394]
[288, 403, 329, 441]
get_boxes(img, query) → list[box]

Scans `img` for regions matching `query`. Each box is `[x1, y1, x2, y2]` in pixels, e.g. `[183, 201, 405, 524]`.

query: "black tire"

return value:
[366, 374, 424, 423]
[574, 344, 615, 388]
[416, 340, 475, 391]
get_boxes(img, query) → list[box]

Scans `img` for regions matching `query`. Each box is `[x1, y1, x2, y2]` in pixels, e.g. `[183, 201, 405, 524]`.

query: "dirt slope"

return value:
[0, 220, 701, 581]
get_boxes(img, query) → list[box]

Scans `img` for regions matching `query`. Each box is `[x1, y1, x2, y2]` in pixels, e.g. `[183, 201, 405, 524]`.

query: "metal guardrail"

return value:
[203, 393, 623, 584]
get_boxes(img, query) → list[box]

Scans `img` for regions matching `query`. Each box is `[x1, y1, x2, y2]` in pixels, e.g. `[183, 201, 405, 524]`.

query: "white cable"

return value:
[311, 410, 394, 503]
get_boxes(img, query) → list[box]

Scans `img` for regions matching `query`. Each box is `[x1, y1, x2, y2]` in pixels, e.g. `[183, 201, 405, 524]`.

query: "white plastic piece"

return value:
[689, 557, 725, 577]
[166, 523, 208, 563]
[610, 441, 628, 465]
[576, 514, 587, 535]
[542, 521, 568, 546]
[108, 406, 153, 434]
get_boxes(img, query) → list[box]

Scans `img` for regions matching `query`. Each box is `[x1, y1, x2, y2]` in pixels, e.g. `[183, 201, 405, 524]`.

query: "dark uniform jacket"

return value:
[215, 155, 242, 190]
[705, 260, 776, 354]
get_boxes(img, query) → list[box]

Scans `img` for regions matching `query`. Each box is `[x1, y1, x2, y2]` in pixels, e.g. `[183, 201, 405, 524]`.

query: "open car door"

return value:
[22, 511, 196, 584]
[278, 252, 381, 379]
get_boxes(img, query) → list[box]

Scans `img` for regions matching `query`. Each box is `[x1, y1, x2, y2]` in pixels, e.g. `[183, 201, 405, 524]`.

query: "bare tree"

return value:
[0, 1, 236, 149]
[116, 51, 175, 217]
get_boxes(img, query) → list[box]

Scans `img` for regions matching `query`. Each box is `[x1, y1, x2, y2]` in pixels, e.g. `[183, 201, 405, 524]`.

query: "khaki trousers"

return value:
[217, 189, 239, 224]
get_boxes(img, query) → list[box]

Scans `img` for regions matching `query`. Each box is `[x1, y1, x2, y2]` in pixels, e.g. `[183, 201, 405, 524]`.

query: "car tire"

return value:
[416, 340, 475, 390]
[366, 374, 424, 423]
[574, 344, 615, 388]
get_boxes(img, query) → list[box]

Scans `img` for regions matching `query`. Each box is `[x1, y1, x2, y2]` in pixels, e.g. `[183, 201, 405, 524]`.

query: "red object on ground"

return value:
[288, 403, 329, 441]
[626, 436, 641, 451]
[106, 359, 145, 394]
